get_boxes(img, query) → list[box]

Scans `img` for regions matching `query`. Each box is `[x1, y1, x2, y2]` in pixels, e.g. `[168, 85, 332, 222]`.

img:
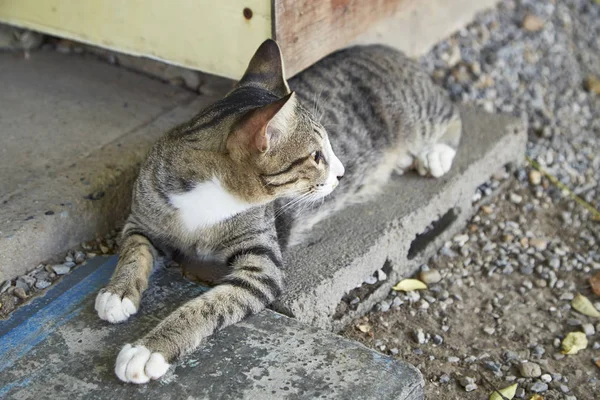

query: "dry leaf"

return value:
[391, 279, 427, 292]
[356, 323, 371, 333]
[584, 76, 600, 95]
[561, 331, 588, 355]
[489, 383, 518, 400]
[572, 293, 600, 318]
[529, 395, 544, 400]
[590, 271, 600, 296]
[595, 358, 600, 370]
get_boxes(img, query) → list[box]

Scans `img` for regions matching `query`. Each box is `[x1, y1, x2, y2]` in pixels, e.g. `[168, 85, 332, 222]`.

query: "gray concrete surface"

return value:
[0, 256, 424, 400]
[0, 50, 231, 281]
[274, 107, 527, 331]
[352, 0, 500, 57]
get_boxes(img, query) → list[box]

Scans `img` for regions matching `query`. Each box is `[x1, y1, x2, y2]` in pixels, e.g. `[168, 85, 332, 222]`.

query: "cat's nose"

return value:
[336, 175, 344, 181]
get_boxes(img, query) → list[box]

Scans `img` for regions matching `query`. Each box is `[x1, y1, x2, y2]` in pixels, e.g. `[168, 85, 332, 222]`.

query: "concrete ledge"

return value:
[0, 257, 424, 400]
[0, 51, 229, 282]
[273, 107, 527, 331]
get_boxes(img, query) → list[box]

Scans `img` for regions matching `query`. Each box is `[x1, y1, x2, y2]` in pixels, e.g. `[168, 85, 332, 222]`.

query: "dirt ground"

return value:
[342, 175, 599, 399]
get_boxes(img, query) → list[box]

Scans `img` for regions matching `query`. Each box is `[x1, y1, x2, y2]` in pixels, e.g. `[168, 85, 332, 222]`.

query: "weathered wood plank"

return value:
[273, 0, 416, 77]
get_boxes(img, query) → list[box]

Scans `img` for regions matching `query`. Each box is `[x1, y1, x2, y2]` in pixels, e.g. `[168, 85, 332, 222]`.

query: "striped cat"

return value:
[95, 40, 461, 383]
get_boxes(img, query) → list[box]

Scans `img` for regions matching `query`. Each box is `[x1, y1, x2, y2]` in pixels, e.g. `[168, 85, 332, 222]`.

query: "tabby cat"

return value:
[95, 39, 461, 383]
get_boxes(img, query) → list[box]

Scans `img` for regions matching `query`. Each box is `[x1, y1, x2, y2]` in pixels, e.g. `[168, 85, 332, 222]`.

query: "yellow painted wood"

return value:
[0, 0, 272, 79]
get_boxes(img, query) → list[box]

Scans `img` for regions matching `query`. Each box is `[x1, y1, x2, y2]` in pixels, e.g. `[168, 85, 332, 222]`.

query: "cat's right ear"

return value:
[228, 92, 296, 154]
[237, 39, 291, 97]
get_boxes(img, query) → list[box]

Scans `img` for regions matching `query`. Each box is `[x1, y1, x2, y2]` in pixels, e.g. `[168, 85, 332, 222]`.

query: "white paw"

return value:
[95, 291, 137, 323]
[115, 344, 170, 384]
[416, 144, 456, 178]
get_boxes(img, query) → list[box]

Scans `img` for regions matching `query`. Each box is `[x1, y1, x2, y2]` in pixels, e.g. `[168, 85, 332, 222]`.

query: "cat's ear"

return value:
[237, 39, 291, 97]
[228, 92, 296, 154]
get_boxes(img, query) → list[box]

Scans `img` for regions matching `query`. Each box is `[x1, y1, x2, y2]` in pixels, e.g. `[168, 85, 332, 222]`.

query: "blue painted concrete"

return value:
[0, 257, 116, 372]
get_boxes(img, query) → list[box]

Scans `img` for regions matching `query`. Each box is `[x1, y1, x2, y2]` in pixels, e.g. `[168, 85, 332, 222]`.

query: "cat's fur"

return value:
[95, 40, 461, 384]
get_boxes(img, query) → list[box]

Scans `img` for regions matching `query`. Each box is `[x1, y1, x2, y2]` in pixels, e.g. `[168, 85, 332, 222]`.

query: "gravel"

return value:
[0, 230, 118, 319]
[342, 1, 600, 399]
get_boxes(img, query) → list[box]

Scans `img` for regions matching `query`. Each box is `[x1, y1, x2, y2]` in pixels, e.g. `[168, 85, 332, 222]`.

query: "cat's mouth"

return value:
[311, 182, 338, 199]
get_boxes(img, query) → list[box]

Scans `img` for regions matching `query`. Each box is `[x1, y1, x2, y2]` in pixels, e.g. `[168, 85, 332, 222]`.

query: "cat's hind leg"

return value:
[95, 233, 156, 323]
[415, 116, 462, 178]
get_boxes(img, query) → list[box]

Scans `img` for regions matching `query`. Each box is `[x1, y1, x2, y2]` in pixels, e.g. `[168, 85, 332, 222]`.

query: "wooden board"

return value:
[0, 0, 272, 79]
[273, 0, 416, 76]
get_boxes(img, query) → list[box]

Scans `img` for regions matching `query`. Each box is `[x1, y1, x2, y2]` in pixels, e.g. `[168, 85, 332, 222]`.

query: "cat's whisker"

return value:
[274, 191, 311, 217]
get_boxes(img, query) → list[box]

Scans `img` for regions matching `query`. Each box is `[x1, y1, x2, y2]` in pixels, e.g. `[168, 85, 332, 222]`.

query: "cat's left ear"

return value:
[228, 92, 296, 154]
[237, 39, 291, 97]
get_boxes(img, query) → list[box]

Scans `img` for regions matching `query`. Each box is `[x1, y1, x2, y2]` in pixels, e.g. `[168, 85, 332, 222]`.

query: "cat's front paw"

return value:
[416, 144, 456, 178]
[115, 344, 170, 384]
[95, 290, 137, 323]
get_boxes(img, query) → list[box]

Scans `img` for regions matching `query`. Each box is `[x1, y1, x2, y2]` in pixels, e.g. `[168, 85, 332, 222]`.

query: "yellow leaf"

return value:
[571, 293, 600, 318]
[529, 395, 544, 400]
[561, 332, 588, 355]
[391, 279, 427, 292]
[489, 383, 518, 400]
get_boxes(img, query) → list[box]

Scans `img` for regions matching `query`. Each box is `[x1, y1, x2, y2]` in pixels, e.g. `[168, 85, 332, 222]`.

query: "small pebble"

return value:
[391, 297, 403, 307]
[413, 328, 426, 345]
[483, 326, 495, 335]
[13, 287, 27, 300]
[459, 376, 475, 387]
[364, 276, 377, 285]
[523, 14, 545, 32]
[529, 170, 542, 185]
[35, 280, 51, 290]
[484, 361, 501, 372]
[0, 280, 11, 294]
[515, 387, 525, 398]
[530, 382, 548, 393]
[582, 323, 595, 336]
[510, 193, 523, 204]
[52, 264, 71, 275]
[453, 234, 469, 247]
[74, 251, 86, 264]
[448, 356, 460, 363]
[419, 270, 442, 284]
[378, 301, 390, 313]
[439, 374, 450, 384]
[376, 269, 387, 281]
[529, 238, 548, 251]
[464, 383, 478, 392]
[518, 362, 542, 378]
[540, 374, 552, 383]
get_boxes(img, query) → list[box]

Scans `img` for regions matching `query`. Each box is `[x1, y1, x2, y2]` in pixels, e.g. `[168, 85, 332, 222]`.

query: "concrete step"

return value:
[274, 107, 527, 331]
[0, 257, 424, 400]
[0, 50, 231, 282]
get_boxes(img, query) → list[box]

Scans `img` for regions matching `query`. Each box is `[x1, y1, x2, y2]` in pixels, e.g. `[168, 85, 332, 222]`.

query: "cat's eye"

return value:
[311, 150, 323, 165]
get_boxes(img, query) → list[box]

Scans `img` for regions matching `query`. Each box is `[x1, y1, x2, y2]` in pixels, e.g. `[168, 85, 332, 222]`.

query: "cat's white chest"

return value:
[169, 178, 252, 232]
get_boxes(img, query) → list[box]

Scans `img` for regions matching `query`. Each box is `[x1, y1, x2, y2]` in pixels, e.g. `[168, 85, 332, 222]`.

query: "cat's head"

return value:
[224, 40, 344, 204]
